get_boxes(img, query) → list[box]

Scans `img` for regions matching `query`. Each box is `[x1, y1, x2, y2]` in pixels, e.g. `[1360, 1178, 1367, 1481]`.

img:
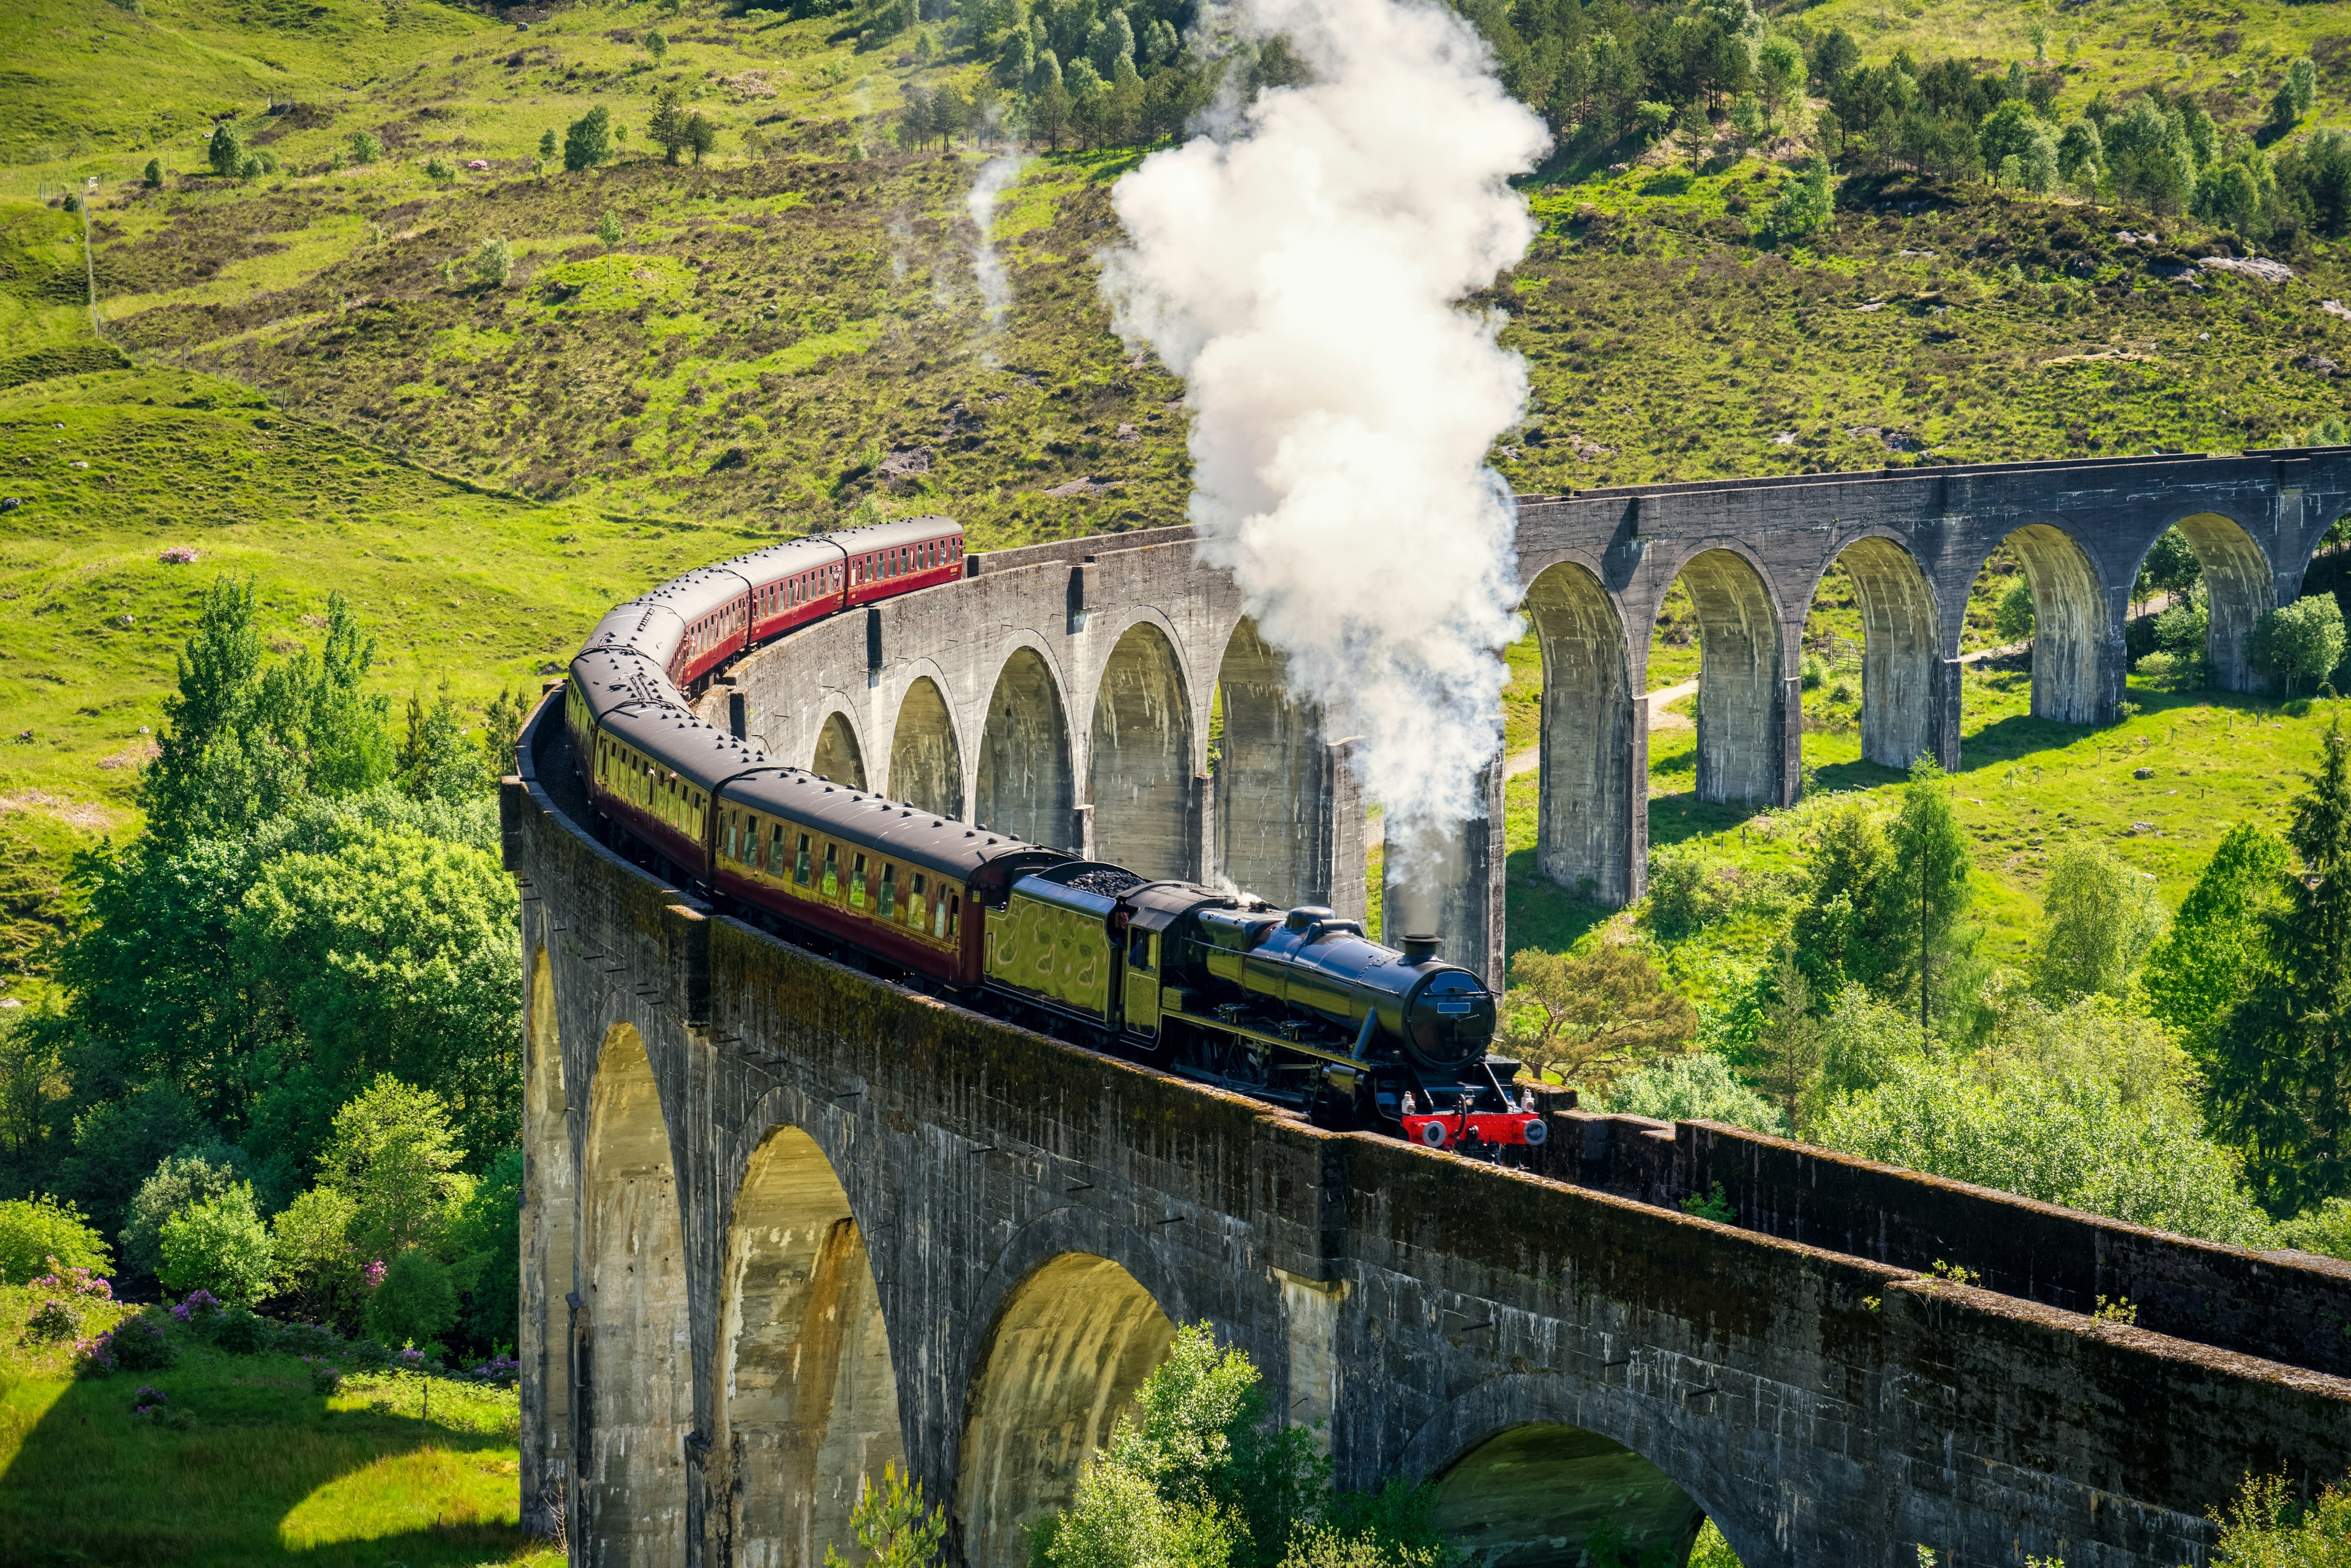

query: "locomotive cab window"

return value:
[1128, 931, 1153, 972]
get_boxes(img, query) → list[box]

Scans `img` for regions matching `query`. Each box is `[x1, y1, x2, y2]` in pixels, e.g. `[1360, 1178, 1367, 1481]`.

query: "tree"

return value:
[349, 130, 382, 165]
[235, 836, 518, 1168]
[1029, 77, 1074, 150]
[367, 1247, 457, 1352]
[444, 1146, 520, 1351]
[473, 236, 514, 289]
[208, 119, 246, 178]
[0, 1195, 110, 1285]
[650, 88, 692, 163]
[269, 1184, 361, 1326]
[2056, 118, 2102, 194]
[1977, 99, 2044, 182]
[685, 111, 719, 165]
[1501, 943, 1696, 1092]
[2032, 839, 2164, 1002]
[119, 1142, 250, 1284]
[2205, 719, 2351, 1216]
[1750, 952, 1825, 1135]
[2143, 823, 2287, 1049]
[596, 210, 623, 247]
[1815, 1054, 2272, 1246]
[643, 27, 669, 62]
[563, 106, 613, 172]
[1808, 27, 1859, 89]
[1886, 759, 1974, 1032]
[316, 1076, 473, 1261]
[823, 1464, 946, 1568]
[142, 158, 162, 187]
[1754, 35, 1802, 130]
[1033, 1322, 1445, 1568]
[396, 684, 480, 803]
[1790, 801, 1898, 996]
[1994, 576, 2035, 643]
[2135, 526, 2202, 607]
[2272, 57, 2319, 133]
[1755, 154, 1832, 242]
[2253, 595, 2345, 696]
[159, 1182, 274, 1305]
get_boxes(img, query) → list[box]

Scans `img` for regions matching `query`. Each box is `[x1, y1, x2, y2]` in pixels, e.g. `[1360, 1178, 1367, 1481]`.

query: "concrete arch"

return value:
[976, 645, 1076, 850]
[1523, 561, 1635, 906]
[1665, 547, 1784, 806]
[1215, 617, 1326, 909]
[2164, 511, 2274, 691]
[713, 1124, 906, 1568]
[522, 948, 574, 1533]
[954, 1253, 1178, 1568]
[1431, 1422, 1706, 1568]
[888, 677, 966, 820]
[812, 709, 868, 790]
[1998, 523, 2109, 724]
[1820, 534, 1940, 770]
[1088, 621, 1196, 880]
[581, 1022, 692, 1568]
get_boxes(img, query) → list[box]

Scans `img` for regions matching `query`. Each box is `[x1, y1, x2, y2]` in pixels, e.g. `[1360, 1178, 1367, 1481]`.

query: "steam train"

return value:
[560, 520, 1545, 1156]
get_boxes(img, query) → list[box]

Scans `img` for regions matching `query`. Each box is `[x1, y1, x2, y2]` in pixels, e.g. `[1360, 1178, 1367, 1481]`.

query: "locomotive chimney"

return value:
[1400, 933, 1441, 964]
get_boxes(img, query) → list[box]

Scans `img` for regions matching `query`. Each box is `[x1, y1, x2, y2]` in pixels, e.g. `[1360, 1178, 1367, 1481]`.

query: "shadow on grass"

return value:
[1504, 843, 1614, 962]
[0, 1346, 549, 1568]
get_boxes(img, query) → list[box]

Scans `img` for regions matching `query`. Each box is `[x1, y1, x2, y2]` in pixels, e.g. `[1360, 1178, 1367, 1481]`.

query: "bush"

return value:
[158, 1184, 274, 1307]
[348, 130, 381, 164]
[1994, 577, 2035, 643]
[0, 1196, 112, 1284]
[1799, 654, 1827, 690]
[2254, 595, 2347, 696]
[306, 1358, 344, 1395]
[473, 236, 514, 289]
[423, 157, 456, 184]
[103, 1314, 179, 1373]
[1644, 845, 1727, 936]
[1601, 1051, 1788, 1135]
[121, 1142, 250, 1285]
[366, 1249, 457, 1353]
[211, 1305, 271, 1354]
[2208, 1471, 2351, 1566]
[563, 106, 613, 171]
[141, 157, 161, 187]
[24, 1297, 81, 1342]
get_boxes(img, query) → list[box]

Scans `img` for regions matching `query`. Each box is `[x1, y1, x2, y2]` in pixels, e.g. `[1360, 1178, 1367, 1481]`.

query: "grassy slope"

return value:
[0, 1286, 553, 1567]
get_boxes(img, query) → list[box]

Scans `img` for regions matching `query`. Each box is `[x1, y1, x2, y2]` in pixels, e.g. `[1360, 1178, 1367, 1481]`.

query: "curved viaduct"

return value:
[511, 449, 2351, 1568]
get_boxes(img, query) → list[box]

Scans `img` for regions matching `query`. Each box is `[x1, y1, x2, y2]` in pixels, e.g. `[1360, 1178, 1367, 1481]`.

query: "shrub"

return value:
[1994, 577, 2035, 643]
[24, 1297, 81, 1342]
[473, 236, 514, 289]
[2209, 1471, 2351, 1564]
[1799, 654, 1827, 690]
[122, 1142, 251, 1284]
[563, 106, 613, 171]
[366, 1249, 457, 1353]
[102, 1314, 179, 1373]
[348, 130, 382, 164]
[423, 156, 457, 184]
[211, 1306, 271, 1354]
[0, 1196, 112, 1284]
[595, 210, 623, 246]
[1644, 844, 1727, 936]
[158, 1184, 274, 1307]
[1602, 1051, 1788, 1135]
[141, 157, 161, 187]
[306, 1357, 343, 1394]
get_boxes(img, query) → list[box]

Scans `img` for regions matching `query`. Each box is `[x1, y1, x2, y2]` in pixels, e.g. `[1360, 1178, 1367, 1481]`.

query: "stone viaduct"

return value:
[512, 449, 2351, 1568]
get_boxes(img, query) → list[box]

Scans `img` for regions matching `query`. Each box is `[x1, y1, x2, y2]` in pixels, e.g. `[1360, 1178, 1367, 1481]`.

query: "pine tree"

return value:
[1886, 758, 1974, 1033]
[2207, 719, 2351, 1215]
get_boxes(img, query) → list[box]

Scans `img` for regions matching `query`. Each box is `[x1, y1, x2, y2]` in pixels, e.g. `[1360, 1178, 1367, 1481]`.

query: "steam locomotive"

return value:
[560, 521, 1545, 1156]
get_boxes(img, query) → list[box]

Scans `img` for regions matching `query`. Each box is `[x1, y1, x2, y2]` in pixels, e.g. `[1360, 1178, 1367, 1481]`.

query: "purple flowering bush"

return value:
[466, 1354, 520, 1387]
[170, 1289, 223, 1325]
[23, 1297, 80, 1342]
[81, 1312, 177, 1375]
[301, 1356, 343, 1395]
[157, 546, 200, 564]
[29, 1260, 113, 1301]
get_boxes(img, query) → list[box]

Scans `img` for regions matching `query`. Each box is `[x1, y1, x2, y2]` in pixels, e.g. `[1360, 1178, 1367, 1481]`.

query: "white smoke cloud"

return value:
[1099, 0, 1548, 920]
[966, 152, 1026, 347]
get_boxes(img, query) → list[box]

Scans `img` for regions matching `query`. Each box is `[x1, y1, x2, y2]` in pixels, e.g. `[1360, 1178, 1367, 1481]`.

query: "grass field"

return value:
[0, 1286, 555, 1567]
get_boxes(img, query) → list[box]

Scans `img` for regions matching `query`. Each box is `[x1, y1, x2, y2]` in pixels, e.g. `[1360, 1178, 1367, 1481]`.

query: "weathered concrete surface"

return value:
[511, 691, 2351, 1568]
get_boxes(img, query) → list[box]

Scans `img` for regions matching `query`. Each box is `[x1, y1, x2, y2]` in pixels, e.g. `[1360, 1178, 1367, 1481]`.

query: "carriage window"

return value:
[727, 812, 738, 861]
[822, 843, 839, 898]
[877, 863, 896, 920]
[768, 823, 783, 874]
[947, 894, 961, 939]
[909, 873, 928, 931]
[849, 852, 868, 909]
[795, 833, 812, 887]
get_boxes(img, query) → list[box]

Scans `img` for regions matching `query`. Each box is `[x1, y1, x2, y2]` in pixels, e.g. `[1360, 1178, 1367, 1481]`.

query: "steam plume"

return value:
[967, 152, 1026, 336]
[1100, 0, 1548, 920]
